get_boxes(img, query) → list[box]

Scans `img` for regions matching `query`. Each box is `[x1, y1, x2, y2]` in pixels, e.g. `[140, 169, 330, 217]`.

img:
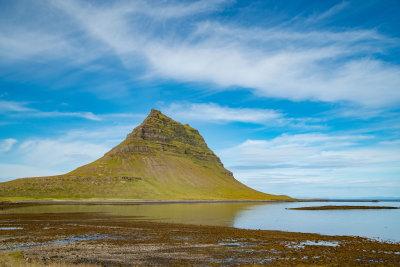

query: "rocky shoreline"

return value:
[1, 211, 399, 266]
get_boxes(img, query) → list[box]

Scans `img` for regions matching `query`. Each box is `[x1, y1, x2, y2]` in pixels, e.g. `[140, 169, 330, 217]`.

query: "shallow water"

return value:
[2, 201, 399, 242]
[0, 235, 106, 252]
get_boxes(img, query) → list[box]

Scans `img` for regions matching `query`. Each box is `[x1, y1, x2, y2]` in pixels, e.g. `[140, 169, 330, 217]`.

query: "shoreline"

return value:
[1, 212, 399, 266]
[2, 200, 399, 242]
[5, 198, 398, 205]
[2, 199, 398, 212]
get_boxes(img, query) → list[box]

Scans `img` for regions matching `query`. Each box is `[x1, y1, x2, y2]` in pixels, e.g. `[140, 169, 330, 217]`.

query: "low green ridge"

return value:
[0, 109, 292, 201]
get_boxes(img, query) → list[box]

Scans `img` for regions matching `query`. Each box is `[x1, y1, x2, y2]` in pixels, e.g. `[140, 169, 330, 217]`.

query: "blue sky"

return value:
[1, 0, 399, 199]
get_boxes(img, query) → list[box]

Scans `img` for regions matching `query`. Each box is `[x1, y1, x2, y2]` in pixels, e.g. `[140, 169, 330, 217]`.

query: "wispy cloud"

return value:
[1, 1, 399, 107]
[0, 163, 58, 181]
[0, 138, 17, 152]
[219, 133, 400, 197]
[304, 1, 350, 23]
[147, 27, 399, 107]
[163, 102, 283, 124]
[25, 111, 101, 121]
[321, 105, 400, 121]
[0, 137, 107, 179]
[18, 138, 109, 169]
[162, 102, 324, 129]
[0, 137, 112, 180]
[0, 100, 101, 121]
[221, 133, 378, 169]
[0, 122, 143, 180]
[0, 100, 34, 112]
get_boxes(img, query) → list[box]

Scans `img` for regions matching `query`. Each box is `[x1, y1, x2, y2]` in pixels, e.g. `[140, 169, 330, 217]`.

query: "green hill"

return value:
[0, 109, 292, 201]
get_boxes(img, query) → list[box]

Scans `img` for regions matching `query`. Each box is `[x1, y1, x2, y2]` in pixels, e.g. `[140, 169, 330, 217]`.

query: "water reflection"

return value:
[2, 201, 399, 241]
[1, 203, 267, 227]
[233, 201, 400, 242]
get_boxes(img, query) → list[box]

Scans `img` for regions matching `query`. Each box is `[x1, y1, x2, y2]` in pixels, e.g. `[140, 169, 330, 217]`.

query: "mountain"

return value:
[0, 109, 291, 201]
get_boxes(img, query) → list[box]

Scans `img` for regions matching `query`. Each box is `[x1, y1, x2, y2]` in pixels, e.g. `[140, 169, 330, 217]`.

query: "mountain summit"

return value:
[0, 109, 291, 201]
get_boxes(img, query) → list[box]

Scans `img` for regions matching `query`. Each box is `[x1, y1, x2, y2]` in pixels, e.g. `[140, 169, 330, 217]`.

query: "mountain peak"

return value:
[149, 108, 162, 116]
[104, 109, 220, 164]
[141, 108, 173, 127]
[126, 109, 207, 149]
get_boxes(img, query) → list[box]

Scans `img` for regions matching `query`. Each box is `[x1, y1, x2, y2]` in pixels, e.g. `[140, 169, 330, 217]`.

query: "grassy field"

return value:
[0, 153, 290, 201]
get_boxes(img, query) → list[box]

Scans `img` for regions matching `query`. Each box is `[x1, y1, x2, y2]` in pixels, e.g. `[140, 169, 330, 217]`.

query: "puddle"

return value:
[259, 258, 275, 263]
[301, 240, 340, 247]
[218, 242, 243, 246]
[0, 227, 23, 230]
[0, 235, 106, 252]
[215, 258, 235, 263]
[286, 240, 340, 249]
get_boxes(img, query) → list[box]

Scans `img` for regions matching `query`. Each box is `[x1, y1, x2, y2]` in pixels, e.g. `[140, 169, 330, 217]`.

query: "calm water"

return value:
[2, 201, 399, 242]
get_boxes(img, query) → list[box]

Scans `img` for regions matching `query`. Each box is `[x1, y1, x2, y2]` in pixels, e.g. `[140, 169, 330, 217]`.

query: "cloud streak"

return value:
[0, 138, 17, 152]
[163, 102, 283, 124]
[0, 100, 101, 121]
[304, 1, 350, 23]
[162, 102, 324, 129]
[1, 1, 399, 107]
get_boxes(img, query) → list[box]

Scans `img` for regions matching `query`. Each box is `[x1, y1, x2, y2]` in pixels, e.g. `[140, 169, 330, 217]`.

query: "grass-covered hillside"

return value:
[0, 109, 292, 201]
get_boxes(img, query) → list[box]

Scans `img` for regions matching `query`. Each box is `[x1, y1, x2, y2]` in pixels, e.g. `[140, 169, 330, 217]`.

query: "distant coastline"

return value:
[4, 198, 400, 206]
[288, 205, 400, 210]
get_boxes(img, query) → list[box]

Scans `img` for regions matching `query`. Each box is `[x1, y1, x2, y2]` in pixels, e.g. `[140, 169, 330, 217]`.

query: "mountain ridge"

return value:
[0, 109, 292, 201]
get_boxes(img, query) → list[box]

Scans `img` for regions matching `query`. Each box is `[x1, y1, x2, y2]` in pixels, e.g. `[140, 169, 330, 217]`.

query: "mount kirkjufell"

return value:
[0, 109, 291, 201]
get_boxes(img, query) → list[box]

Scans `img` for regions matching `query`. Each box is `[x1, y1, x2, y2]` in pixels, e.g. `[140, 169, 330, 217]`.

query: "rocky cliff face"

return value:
[128, 109, 206, 147]
[108, 109, 222, 163]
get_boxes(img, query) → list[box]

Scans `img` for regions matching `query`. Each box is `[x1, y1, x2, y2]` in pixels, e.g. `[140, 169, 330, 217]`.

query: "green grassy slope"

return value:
[0, 109, 292, 201]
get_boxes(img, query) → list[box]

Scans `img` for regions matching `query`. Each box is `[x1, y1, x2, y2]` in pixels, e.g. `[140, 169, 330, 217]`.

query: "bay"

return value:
[2, 201, 399, 242]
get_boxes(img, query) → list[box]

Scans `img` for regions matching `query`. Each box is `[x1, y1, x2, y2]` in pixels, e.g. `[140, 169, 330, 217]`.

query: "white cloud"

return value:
[0, 100, 34, 112]
[0, 100, 101, 121]
[192, 20, 388, 48]
[124, 0, 231, 19]
[49, 0, 231, 63]
[0, 138, 17, 152]
[63, 123, 140, 143]
[0, 163, 58, 181]
[146, 34, 400, 107]
[219, 133, 400, 197]
[0, 122, 142, 180]
[221, 133, 398, 169]
[304, 1, 349, 23]
[0, 30, 74, 61]
[163, 102, 283, 124]
[0, 137, 111, 181]
[2, 1, 399, 107]
[17, 138, 109, 170]
[71, 1, 400, 107]
[161, 102, 324, 130]
[26, 111, 101, 121]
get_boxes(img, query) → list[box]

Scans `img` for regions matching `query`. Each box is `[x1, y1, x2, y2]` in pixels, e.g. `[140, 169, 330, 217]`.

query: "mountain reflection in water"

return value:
[2, 201, 399, 242]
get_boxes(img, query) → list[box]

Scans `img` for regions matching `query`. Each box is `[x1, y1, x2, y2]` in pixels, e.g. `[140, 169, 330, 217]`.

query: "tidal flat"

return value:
[1, 211, 400, 266]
